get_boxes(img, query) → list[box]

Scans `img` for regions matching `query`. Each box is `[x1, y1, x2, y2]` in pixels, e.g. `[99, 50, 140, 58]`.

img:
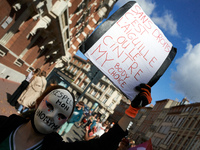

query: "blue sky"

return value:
[76, 0, 200, 105]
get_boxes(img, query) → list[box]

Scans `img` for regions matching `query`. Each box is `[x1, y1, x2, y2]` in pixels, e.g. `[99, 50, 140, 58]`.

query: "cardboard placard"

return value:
[80, 1, 177, 100]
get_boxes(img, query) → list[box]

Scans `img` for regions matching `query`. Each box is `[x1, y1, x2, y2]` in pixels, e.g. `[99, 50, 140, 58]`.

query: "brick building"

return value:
[128, 97, 200, 150]
[134, 99, 178, 144]
[128, 106, 153, 144]
[108, 96, 131, 122]
[0, 0, 117, 82]
[158, 101, 200, 150]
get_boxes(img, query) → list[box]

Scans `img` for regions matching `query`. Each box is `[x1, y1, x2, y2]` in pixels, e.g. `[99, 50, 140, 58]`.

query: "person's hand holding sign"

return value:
[118, 83, 152, 132]
[125, 84, 152, 118]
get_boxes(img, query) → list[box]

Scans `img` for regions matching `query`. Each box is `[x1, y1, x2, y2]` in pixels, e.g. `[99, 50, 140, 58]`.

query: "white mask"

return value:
[34, 89, 74, 134]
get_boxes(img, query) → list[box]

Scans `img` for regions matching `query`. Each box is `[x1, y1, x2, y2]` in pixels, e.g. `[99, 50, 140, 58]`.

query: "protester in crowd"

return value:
[0, 84, 151, 150]
[94, 121, 108, 137]
[49, 78, 58, 86]
[17, 70, 47, 113]
[84, 120, 108, 141]
[105, 126, 110, 133]
[117, 138, 130, 150]
[84, 113, 97, 129]
[78, 109, 92, 127]
[84, 116, 100, 140]
[129, 140, 136, 148]
[40, 70, 47, 93]
[110, 121, 115, 128]
[88, 115, 99, 133]
[58, 101, 84, 136]
[8, 68, 41, 106]
[84, 125, 97, 141]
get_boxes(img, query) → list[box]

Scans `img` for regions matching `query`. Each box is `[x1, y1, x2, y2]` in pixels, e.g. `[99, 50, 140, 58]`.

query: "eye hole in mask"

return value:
[58, 113, 67, 120]
[45, 100, 67, 120]
[46, 100, 54, 112]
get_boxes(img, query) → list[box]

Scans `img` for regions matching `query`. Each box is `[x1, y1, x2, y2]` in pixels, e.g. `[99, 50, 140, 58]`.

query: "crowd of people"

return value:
[58, 100, 137, 150]
[2, 67, 152, 150]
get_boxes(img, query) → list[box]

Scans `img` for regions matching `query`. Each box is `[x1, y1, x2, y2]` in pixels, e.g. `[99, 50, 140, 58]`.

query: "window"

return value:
[64, 28, 69, 41]
[87, 87, 91, 92]
[188, 118, 197, 129]
[185, 107, 190, 112]
[114, 93, 120, 101]
[163, 133, 171, 145]
[76, 79, 81, 85]
[103, 97, 108, 104]
[103, 85, 107, 90]
[108, 88, 114, 95]
[61, 9, 69, 28]
[179, 117, 186, 127]
[98, 82, 103, 88]
[0, 48, 8, 57]
[92, 90, 96, 96]
[159, 126, 170, 134]
[70, 66, 74, 72]
[175, 117, 181, 127]
[167, 133, 175, 145]
[192, 138, 200, 150]
[81, 73, 85, 78]
[66, 65, 70, 70]
[194, 120, 200, 130]
[183, 137, 191, 148]
[183, 118, 191, 128]
[73, 69, 78, 75]
[96, 93, 101, 99]
[192, 108, 198, 114]
[14, 59, 24, 67]
[81, 82, 86, 89]
[108, 102, 114, 108]
[1, 16, 12, 29]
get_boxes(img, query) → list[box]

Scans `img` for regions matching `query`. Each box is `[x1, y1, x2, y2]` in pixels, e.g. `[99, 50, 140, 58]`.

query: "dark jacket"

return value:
[0, 114, 127, 150]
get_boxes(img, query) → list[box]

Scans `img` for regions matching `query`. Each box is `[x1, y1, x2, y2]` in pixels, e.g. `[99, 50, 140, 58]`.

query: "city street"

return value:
[0, 78, 85, 142]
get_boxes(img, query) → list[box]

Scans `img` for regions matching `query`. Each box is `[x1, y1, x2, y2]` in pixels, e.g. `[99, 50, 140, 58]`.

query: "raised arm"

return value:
[118, 84, 152, 131]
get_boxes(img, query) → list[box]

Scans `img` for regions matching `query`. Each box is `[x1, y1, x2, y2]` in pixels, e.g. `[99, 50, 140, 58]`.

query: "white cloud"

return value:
[135, 0, 156, 16]
[115, 0, 179, 36]
[171, 40, 200, 102]
[115, 0, 156, 16]
[151, 11, 179, 36]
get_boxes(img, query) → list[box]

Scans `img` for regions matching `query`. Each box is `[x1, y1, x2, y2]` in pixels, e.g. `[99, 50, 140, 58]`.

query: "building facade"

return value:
[0, 0, 117, 82]
[134, 99, 178, 144]
[59, 54, 129, 120]
[158, 102, 200, 150]
[128, 106, 153, 145]
[129, 97, 200, 150]
[108, 96, 131, 123]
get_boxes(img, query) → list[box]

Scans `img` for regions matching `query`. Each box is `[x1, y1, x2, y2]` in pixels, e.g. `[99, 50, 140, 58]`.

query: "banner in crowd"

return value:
[80, 1, 177, 101]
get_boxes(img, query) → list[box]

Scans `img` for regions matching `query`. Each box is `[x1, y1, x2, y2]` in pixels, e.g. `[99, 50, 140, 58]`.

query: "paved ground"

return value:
[0, 78, 19, 116]
[61, 123, 86, 142]
[0, 78, 85, 142]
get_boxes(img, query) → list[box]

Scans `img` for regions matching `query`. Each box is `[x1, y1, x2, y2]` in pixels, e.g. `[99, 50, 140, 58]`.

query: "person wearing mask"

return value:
[8, 68, 41, 106]
[0, 84, 151, 150]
